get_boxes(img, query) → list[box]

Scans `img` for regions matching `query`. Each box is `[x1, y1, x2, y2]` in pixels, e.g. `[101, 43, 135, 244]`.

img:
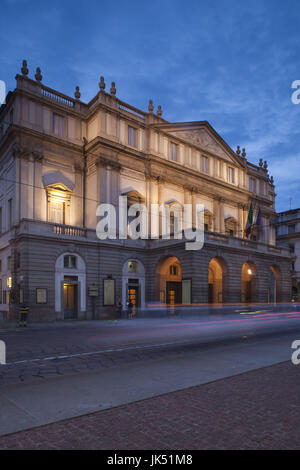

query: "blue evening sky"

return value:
[1, 0, 300, 212]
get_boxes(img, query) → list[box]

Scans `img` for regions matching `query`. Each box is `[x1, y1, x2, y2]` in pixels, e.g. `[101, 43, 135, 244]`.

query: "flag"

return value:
[245, 203, 253, 238]
[255, 207, 261, 227]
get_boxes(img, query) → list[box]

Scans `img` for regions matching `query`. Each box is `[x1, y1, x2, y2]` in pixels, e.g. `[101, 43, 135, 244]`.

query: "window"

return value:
[170, 142, 178, 161]
[204, 211, 213, 232]
[0, 207, 2, 233]
[227, 167, 234, 183]
[7, 256, 11, 272]
[0, 259, 2, 272]
[201, 156, 208, 173]
[128, 126, 137, 147]
[288, 224, 296, 234]
[0, 280, 2, 304]
[169, 265, 178, 276]
[52, 113, 65, 137]
[64, 255, 77, 269]
[250, 177, 256, 193]
[8, 198, 12, 229]
[128, 261, 138, 273]
[170, 213, 175, 235]
[289, 244, 295, 253]
[50, 199, 65, 224]
[225, 217, 238, 237]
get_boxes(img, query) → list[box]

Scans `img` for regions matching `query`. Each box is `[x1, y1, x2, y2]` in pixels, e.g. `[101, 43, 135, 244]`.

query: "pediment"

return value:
[154, 122, 243, 167]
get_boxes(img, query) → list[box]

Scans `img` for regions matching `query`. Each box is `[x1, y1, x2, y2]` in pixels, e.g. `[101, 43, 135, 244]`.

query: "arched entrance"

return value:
[55, 252, 86, 319]
[156, 256, 182, 305]
[122, 259, 145, 314]
[241, 261, 257, 303]
[208, 257, 226, 303]
[269, 265, 281, 303]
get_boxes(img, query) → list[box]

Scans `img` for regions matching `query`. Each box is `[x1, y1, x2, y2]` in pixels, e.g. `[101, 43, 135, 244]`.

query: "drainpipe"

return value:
[82, 137, 87, 228]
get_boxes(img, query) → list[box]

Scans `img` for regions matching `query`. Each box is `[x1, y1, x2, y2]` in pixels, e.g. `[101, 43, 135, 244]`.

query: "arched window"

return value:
[128, 260, 139, 273]
[64, 255, 77, 269]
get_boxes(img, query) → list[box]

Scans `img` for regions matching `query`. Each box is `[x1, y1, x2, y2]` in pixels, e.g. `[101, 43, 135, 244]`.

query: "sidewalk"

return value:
[0, 361, 298, 450]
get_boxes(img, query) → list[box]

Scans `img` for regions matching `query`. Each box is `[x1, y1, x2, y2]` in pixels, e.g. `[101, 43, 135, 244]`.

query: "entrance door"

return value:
[208, 283, 213, 303]
[64, 283, 77, 319]
[245, 280, 252, 303]
[127, 286, 139, 316]
[166, 281, 182, 305]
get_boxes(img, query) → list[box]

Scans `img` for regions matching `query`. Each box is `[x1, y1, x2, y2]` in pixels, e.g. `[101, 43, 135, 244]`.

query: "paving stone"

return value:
[0, 361, 298, 450]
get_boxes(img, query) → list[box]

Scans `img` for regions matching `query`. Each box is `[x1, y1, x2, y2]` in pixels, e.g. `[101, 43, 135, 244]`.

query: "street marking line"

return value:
[4, 314, 300, 366]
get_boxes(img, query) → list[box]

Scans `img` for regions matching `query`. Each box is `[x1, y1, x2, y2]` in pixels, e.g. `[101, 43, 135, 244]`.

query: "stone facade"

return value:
[0, 61, 292, 321]
[276, 208, 300, 299]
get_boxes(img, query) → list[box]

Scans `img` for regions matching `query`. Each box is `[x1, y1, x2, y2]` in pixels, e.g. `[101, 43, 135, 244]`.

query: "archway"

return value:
[208, 257, 226, 303]
[122, 259, 145, 314]
[269, 265, 281, 303]
[55, 252, 86, 319]
[156, 256, 183, 305]
[241, 261, 257, 303]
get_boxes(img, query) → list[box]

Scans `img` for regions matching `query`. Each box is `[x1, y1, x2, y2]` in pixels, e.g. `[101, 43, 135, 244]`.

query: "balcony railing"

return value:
[53, 224, 87, 237]
[41, 85, 76, 109]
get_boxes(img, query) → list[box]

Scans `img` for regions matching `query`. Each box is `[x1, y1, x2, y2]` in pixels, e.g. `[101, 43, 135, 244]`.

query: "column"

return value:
[238, 203, 244, 239]
[192, 191, 197, 228]
[157, 177, 164, 237]
[33, 154, 43, 221]
[184, 187, 192, 230]
[150, 178, 159, 239]
[106, 165, 111, 204]
[213, 197, 220, 233]
[219, 199, 225, 234]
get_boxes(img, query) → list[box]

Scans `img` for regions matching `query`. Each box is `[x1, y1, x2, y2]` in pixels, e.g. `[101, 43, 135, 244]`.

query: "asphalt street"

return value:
[0, 303, 299, 437]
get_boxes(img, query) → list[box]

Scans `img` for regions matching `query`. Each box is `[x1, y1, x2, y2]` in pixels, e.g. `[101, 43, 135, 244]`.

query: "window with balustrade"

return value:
[46, 184, 71, 225]
[225, 217, 238, 237]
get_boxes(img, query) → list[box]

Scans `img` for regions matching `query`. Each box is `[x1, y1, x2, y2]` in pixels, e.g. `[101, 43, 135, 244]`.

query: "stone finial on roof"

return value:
[35, 67, 42, 82]
[110, 82, 116, 96]
[157, 105, 162, 117]
[148, 99, 154, 113]
[236, 145, 241, 155]
[74, 86, 81, 100]
[264, 160, 268, 170]
[21, 60, 29, 76]
[99, 76, 105, 91]
[259, 158, 263, 167]
[241, 148, 246, 158]
[270, 175, 274, 185]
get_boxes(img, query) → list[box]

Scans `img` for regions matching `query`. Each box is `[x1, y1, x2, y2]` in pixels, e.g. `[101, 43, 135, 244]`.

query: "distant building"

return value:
[276, 208, 300, 299]
[0, 60, 292, 321]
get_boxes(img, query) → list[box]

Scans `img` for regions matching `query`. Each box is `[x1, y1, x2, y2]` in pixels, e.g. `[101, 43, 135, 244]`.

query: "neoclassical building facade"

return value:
[0, 61, 292, 321]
